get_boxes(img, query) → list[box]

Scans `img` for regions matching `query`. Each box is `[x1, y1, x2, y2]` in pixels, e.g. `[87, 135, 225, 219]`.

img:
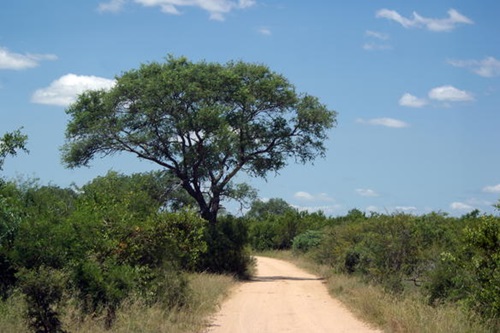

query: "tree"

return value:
[62, 56, 336, 224]
[246, 198, 294, 221]
[0, 129, 28, 171]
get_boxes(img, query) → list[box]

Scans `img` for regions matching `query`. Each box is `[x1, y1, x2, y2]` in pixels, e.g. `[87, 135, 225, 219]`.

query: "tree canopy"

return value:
[62, 56, 336, 223]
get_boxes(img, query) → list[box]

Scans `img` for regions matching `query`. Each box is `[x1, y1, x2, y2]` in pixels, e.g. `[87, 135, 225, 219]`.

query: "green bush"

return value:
[462, 215, 500, 318]
[17, 266, 68, 333]
[292, 230, 322, 253]
[198, 216, 253, 278]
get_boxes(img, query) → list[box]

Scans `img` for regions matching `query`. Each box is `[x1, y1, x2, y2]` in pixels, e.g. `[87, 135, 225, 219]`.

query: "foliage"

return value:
[0, 180, 24, 299]
[17, 266, 68, 333]
[290, 208, 500, 324]
[198, 215, 253, 278]
[423, 215, 499, 321]
[247, 200, 330, 251]
[0, 172, 211, 331]
[246, 198, 294, 221]
[0, 129, 28, 171]
[62, 56, 336, 223]
[292, 230, 323, 253]
[462, 216, 499, 317]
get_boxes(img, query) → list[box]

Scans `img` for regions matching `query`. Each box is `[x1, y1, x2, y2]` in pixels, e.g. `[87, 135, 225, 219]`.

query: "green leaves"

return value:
[62, 56, 336, 223]
[0, 129, 28, 171]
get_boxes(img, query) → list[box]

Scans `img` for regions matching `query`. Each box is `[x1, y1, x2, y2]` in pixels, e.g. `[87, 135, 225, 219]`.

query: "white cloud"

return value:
[292, 191, 339, 214]
[356, 117, 409, 128]
[365, 30, 389, 40]
[448, 56, 500, 78]
[362, 43, 392, 51]
[355, 188, 379, 197]
[363, 30, 391, 51]
[258, 27, 271, 36]
[294, 191, 334, 202]
[365, 205, 379, 213]
[294, 191, 314, 201]
[376, 8, 473, 32]
[399, 93, 427, 108]
[394, 206, 417, 212]
[98, 0, 126, 13]
[450, 202, 474, 211]
[428, 85, 474, 102]
[0, 47, 57, 70]
[483, 184, 500, 193]
[133, 0, 256, 20]
[32, 74, 116, 107]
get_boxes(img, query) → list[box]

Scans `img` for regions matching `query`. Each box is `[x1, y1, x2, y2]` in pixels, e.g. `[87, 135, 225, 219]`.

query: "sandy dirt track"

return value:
[206, 256, 381, 333]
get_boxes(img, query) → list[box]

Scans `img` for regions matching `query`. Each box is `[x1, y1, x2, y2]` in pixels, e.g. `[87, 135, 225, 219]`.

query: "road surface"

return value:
[206, 256, 381, 333]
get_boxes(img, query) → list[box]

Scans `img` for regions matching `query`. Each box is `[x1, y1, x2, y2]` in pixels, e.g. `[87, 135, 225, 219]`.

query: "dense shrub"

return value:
[198, 215, 253, 278]
[247, 202, 331, 251]
[292, 230, 322, 253]
[0, 181, 24, 299]
[0, 172, 213, 331]
[427, 215, 500, 319]
[17, 266, 68, 333]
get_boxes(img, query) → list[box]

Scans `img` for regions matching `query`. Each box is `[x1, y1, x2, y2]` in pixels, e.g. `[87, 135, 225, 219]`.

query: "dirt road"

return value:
[206, 256, 381, 333]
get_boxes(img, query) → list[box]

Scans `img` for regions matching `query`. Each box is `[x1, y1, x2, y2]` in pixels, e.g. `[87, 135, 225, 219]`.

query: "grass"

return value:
[258, 250, 497, 333]
[0, 273, 236, 333]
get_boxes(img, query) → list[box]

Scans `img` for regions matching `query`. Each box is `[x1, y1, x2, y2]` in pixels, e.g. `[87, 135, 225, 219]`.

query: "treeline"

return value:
[0, 171, 251, 332]
[245, 199, 499, 326]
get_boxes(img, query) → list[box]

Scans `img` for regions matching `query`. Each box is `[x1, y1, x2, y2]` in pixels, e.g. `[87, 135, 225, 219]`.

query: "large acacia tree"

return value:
[62, 56, 336, 224]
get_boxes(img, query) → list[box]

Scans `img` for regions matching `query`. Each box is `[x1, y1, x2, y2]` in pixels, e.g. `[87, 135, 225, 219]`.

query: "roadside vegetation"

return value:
[0, 171, 243, 332]
[249, 200, 499, 333]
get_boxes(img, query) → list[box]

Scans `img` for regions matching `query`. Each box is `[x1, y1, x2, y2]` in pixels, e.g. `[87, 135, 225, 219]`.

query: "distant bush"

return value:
[292, 230, 322, 253]
[247, 201, 330, 251]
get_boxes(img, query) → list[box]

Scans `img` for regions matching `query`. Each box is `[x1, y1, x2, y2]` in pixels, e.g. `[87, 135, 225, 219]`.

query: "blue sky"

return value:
[1, 0, 500, 216]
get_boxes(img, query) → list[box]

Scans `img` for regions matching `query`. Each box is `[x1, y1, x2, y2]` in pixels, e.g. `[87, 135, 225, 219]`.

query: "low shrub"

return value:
[198, 216, 253, 279]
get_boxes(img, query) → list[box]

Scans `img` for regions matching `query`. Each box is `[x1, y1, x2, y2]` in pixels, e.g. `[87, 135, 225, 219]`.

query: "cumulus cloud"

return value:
[483, 183, 500, 193]
[376, 8, 473, 32]
[0, 47, 57, 70]
[394, 206, 417, 212]
[356, 118, 409, 128]
[450, 202, 474, 211]
[98, 0, 126, 13]
[448, 56, 500, 78]
[399, 93, 427, 108]
[292, 191, 339, 214]
[402, 86, 473, 107]
[428, 85, 474, 102]
[294, 191, 334, 202]
[32, 74, 116, 107]
[355, 188, 379, 197]
[131, 0, 256, 20]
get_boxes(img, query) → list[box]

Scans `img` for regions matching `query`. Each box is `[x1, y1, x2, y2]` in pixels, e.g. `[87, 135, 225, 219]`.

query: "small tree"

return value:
[62, 56, 336, 224]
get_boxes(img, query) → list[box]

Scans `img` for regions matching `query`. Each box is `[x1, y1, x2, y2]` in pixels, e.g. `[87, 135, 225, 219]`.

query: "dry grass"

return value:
[0, 273, 236, 333]
[258, 251, 496, 333]
[0, 291, 27, 333]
